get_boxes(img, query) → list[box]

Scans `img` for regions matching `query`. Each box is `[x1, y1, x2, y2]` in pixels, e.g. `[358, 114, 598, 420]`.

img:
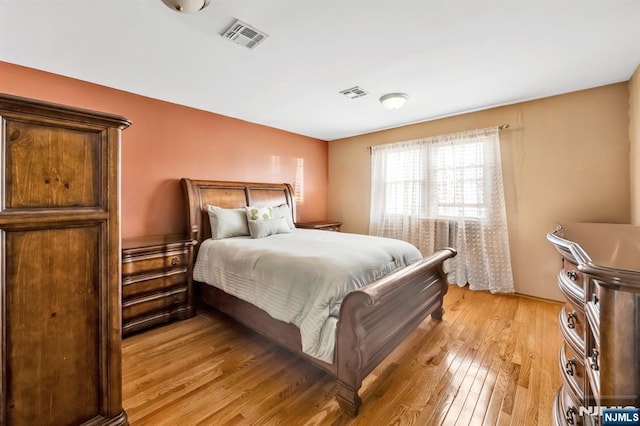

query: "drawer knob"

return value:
[590, 348, 599, 371]
[566, 311, 577, 329]
[566, 270, 578, 281]
[171, 256, 179, 265]
[565, 359, 576, 376]
[173, 295, 181, 304]
[565, 407, 576, 425]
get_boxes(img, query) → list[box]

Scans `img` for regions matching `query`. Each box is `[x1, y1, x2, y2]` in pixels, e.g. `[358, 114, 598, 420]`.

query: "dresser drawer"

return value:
[558, 269, 585, 308]
[559, 344, 586, 400]
[585, 300, 600, 346]
[122, 249, 189, 276]
[587, 280, 600, 305]
[559, 304, 585, 358]
[122, 268, 188, 299]
[557, 385, 585, 426]
[586, 345, 601, 402]
[562, 259, 584, 284]
[122, 287, 188, 321]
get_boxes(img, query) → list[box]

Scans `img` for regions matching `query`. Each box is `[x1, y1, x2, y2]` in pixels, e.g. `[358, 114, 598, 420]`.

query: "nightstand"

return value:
[122, 235, 195, 336]
[296, 220, 343, 232]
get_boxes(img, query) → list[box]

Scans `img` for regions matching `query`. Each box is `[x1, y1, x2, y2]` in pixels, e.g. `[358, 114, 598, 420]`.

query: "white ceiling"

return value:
[1, 1, 639, 141]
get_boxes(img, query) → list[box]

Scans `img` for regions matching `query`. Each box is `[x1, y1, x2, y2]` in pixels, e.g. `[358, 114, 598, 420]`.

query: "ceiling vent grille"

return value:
[340, 86, 368, 99]
[221, 19, 268, 49]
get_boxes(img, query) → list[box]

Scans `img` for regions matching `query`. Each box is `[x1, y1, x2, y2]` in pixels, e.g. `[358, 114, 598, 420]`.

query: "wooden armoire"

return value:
[0, 94, 131, 425]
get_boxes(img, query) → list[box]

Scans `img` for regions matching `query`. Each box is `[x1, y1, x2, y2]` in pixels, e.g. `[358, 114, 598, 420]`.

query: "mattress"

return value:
[193, 228, 422, 363]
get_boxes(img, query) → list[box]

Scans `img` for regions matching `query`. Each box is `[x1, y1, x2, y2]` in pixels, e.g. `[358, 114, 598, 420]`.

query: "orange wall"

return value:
[0, 61, 328, 238]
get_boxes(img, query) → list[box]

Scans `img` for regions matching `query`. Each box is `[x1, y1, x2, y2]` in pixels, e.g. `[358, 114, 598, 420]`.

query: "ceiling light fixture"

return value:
[380, 93, 409, 110]
[161, 0, 210, 13]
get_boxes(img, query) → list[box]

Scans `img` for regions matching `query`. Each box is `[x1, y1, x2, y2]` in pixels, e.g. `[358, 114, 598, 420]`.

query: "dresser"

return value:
[122, 235, 195, 336]
[547, 223, 640, 425]
[0, 94, 130, 424]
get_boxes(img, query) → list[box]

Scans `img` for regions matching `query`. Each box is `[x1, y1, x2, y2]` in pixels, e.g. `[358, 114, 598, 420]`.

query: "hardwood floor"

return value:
[122, 285, 563, 425]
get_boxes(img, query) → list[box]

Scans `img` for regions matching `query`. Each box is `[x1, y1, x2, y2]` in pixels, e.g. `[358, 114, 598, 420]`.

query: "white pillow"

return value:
[245, 206, 273, 221]
[271, 203, 295, 230]
[207, 205, 250, 239]
[248, 217, 292, 239]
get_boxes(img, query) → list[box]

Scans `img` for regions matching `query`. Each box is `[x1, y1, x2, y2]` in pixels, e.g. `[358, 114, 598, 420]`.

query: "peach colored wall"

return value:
[328, 84, 630, 301]
[0, 61, 328, 238]
[630, 65, 640, 225]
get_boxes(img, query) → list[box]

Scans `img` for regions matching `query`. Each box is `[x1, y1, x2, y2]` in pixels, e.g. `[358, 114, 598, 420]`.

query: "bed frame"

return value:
[181, 178, 457, 416]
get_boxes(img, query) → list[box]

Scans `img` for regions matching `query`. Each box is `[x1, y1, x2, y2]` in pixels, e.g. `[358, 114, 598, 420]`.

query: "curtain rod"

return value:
[366, 124, 511, 150]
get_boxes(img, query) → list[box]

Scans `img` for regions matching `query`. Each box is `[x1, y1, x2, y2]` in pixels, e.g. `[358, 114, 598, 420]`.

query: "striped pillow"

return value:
[247, 217, 292, 239]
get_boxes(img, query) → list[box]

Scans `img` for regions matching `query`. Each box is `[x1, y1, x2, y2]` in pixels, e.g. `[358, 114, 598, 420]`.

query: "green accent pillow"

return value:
[245, 206, 273, 221]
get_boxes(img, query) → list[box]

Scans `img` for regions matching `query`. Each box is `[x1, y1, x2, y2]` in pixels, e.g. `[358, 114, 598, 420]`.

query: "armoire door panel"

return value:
[3, 120, 102, 209]
[4, 226, 102, 425]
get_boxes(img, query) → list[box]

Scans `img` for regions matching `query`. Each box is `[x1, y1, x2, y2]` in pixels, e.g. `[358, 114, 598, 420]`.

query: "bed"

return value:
[181, 178, 457, 416]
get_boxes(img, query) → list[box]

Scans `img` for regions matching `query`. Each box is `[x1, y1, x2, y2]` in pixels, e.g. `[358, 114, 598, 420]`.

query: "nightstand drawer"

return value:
[122, 268, 188, 299]
[122, 311, 186, 336]
[122, 249, 189, 276]
[122, 287, 187, 321]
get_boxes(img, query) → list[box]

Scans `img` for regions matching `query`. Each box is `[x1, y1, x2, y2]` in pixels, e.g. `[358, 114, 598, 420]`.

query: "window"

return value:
[432, 141, 486, 219]
[382, 140, 486, 219]
[382, 148, 425, 215]
[370, 127, 514, 293]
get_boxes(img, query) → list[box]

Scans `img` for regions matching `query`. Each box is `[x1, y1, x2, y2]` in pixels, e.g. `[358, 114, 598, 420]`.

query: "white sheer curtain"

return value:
[369, 127, 514, 293]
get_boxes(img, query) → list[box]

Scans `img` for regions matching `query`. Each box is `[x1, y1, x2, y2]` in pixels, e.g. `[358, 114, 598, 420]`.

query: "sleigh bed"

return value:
[181, 178, 456, 416]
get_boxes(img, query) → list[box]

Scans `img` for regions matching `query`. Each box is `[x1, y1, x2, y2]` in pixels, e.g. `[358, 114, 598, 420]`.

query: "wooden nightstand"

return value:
[122, 235, 195, 336]
[296, 220, 343, 232]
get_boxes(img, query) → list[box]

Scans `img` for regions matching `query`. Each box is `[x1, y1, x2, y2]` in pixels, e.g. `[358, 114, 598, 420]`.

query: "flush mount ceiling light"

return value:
[161, 0, 210, 13]
[380, 93, 409, 110]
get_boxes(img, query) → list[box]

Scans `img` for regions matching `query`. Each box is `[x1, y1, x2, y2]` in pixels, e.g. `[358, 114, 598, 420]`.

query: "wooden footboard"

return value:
[334, 247, 456, 416]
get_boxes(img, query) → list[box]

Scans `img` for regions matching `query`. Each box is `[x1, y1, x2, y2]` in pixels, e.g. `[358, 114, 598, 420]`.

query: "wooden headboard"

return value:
[181, 178, 296, 250]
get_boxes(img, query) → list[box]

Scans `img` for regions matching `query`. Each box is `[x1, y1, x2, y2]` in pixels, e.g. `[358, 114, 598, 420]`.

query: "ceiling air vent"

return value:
[340, 86, 368, 99]
[221, 19, 268, 49]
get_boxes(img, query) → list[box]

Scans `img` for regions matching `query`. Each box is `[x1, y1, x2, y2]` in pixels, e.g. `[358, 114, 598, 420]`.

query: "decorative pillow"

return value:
[207, 205, 250, 239]
[245, 205, 273, 221]
[271, 203, 295, 230]
[248, 217, 292, 239]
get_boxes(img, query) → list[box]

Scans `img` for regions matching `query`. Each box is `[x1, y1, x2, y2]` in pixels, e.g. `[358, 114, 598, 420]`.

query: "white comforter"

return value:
[193, 228, 422, 363]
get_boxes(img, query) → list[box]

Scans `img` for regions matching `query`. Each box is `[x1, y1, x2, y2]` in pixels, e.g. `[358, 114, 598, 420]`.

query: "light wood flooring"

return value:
[122, 285, 563, 425]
